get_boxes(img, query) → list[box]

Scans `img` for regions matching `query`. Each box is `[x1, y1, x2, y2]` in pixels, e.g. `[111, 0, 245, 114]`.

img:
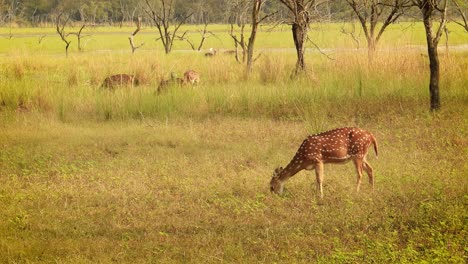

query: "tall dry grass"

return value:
[1, 49, 466, 122]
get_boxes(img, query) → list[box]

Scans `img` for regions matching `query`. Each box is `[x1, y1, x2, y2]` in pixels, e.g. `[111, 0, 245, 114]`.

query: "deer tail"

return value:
[371, 134, 378, 158]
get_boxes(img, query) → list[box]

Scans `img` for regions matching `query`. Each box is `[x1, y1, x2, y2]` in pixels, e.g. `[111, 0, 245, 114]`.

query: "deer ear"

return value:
[273, 167, 283, 176]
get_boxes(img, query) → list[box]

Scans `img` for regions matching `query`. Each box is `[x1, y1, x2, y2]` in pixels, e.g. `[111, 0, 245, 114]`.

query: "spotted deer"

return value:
[270, 127, 378, 198]
[157, 72, 186, 94]
[183, 70, 200, 85]
[101, 74, 139, 89]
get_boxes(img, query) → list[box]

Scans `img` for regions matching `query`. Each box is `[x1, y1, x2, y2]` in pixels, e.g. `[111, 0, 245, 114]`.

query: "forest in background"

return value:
[0, 0, 465, 26]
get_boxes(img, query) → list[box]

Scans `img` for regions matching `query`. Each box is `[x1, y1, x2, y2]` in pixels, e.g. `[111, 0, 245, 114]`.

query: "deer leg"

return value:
[353, 159, 363, 192]
[363, 160, 374, 191]
[315, 162, 324, 198]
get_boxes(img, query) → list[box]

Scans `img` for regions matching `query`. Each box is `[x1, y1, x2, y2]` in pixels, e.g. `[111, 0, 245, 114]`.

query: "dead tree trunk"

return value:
[56, 13, 72, 57]
[76, 25, 86, 52]
[229, 1, 249, 64]
[68, 24, 88, 52]
[230, 23, 248, 63]
[129, 17, 144, 54]
[197, 20, 213, 51]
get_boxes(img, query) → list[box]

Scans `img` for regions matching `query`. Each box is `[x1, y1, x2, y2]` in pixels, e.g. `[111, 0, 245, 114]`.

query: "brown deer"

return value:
[223, 50, 237, 55]
[101, 74, 139, 89]
[183, 70, 200, 85]
[270, 127, 378, 198]
[157, 72, 186, 94]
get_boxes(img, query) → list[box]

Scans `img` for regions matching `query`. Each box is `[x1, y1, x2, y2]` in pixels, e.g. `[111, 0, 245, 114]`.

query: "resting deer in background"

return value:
[204, 48, 217, 57]
[183, 70, 200, 85]
[101, 74, 139, 89]
[270, 127, 378, 198]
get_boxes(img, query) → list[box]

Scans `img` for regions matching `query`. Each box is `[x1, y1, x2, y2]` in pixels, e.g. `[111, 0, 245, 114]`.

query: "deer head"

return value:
[270, 167, 284, 194]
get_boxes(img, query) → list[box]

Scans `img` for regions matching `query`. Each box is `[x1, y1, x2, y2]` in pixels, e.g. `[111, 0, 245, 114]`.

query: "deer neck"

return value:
[278, 162, 299, 182]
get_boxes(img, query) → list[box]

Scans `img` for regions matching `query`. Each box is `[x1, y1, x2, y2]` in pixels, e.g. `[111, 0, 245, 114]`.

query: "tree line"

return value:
[5, 0, 465, 26]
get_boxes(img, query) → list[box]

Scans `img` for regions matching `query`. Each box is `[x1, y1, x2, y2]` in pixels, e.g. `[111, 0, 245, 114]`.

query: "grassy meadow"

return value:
[0, 23, 467, 263]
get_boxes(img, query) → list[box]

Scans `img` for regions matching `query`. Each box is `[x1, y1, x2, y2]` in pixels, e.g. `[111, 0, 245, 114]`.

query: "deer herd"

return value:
[100, 69, 200, 93]
[99, 50, 379, 200]
[99, 47, 236, 91]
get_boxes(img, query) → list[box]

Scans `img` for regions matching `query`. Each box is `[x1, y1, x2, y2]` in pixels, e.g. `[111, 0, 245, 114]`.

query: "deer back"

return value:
[183, 70, 200, 84]
[101, 74, 136, 89]
[294, 127, 378, 163]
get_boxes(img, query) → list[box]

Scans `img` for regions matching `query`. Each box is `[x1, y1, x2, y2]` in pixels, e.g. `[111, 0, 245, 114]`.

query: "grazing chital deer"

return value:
[101, 74, 139, 89]
[183, 70, 200, 85]
[270, 127, 378, 198]
[157, 72, 186, 94]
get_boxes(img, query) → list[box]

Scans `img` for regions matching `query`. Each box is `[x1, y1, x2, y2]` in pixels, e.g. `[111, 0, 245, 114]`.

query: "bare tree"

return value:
[178, 15, 216, 51]
[143, 0, 192, 54]
[56, 13, 72, 57]
[195, 20, 214, 51]
[228, 0, 276, 71]
[277, 0, 317, 75]
[345, 0, 412, 62]
[38, 34, 46, 44]
[247, 0, 278, 72]
[228, 1, 250, 63]
[451, 0, 467, 32]
[129, 17, 144, 53]
[67, 24, 89, 52]
[340, 22, 361, 49]
[411, 0, 448, 111]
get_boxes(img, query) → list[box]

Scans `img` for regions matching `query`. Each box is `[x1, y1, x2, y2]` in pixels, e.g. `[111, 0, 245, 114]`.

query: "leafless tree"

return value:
[247, 0, 278, 72]
[228, 1, 250, 63]
[451, 0, 467, 32]
[56, 13, 72, 57]
[178, 15, 216, 51]
[229, 0, 276, 71]
[277, 0, 318, 75]
[67, 24, 89, 52]
[38, 34, 46, 44]
[411, 0, 448, 111]
[129, 17, 144, 53]
[143, 0, 193, 54]
[345, 0, 412, 62]
[340, 22, 361, 49]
